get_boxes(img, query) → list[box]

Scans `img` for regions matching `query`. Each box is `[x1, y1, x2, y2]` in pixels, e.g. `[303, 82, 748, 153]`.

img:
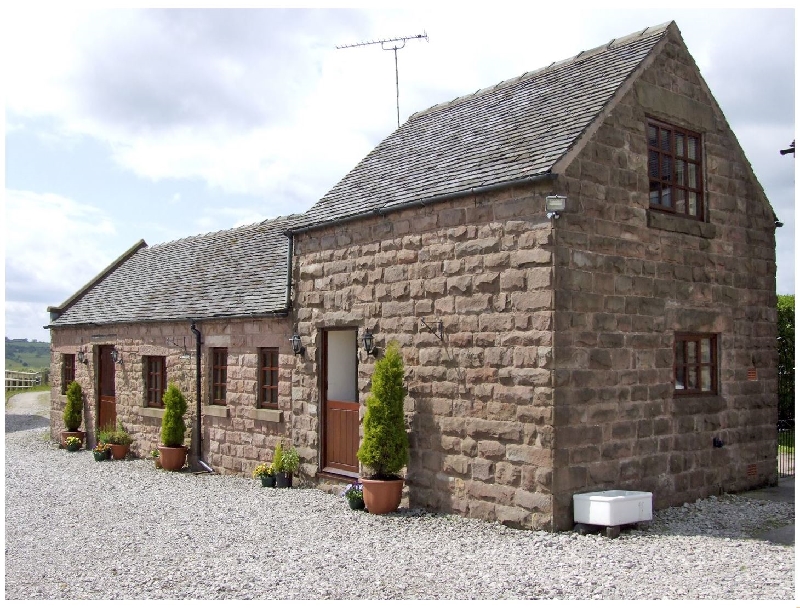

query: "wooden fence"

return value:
[5, 370, 43, 391]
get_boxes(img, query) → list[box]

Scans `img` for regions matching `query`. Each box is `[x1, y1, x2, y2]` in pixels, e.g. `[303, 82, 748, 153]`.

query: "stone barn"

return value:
[48, 21, 779, 531]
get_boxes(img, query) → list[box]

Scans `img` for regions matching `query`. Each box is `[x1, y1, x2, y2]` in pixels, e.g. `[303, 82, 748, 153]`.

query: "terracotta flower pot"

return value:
[158, 446, 188, 471]
[360, 478, 404, 515]
[109, 443, 129, 460]
[60, 431, 85, 448]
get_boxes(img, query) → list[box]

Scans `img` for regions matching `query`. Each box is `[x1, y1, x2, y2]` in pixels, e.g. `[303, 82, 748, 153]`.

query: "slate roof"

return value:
[48, 215, 300, 327]
[50, 23, 672, 327]
[296, 22, 671, 229]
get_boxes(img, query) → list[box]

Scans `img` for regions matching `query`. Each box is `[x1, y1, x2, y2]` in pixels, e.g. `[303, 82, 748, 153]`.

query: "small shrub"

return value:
[356, 341, 409, 479]
[63, 381, 83, 432]
[97, 425, 114, 444]
[282, 445, 299, 474]
[160, 384, 187, 447]
[107, 423, 133, 446]
[272, 442, 284, 473]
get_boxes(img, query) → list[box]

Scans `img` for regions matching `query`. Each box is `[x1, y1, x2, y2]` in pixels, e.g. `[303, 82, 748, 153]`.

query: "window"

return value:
[62, 354, 75, 394]
[674, 334, 717, 395]
[648, 118, 704, 219]
[145, 356, 167, 407]
[259, 348, 280, 408]
[211, 348, 228, 405]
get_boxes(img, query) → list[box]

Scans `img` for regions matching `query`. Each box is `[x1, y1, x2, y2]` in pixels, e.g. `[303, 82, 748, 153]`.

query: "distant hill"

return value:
[5, 338, 51, 371]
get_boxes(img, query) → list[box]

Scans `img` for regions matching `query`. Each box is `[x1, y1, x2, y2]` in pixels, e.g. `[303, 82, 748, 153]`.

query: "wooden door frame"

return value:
[97, 345, 117, 431]
[320, 327, 360, 478]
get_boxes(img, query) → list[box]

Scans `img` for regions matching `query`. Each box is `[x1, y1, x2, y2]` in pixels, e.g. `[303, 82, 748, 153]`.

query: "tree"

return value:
[777, 294, 794, 423]
[160, 384, 187, 447]
[63, 381, 83, 432]
[357, 341, 409, 479]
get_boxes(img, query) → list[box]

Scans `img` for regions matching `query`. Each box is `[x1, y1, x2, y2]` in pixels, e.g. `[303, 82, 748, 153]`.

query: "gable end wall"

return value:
[551, 30, 778, 530]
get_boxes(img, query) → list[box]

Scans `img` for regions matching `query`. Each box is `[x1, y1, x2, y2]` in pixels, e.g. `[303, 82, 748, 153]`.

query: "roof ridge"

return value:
[147, 213, 302, 250]
[408, 22, 672, 122]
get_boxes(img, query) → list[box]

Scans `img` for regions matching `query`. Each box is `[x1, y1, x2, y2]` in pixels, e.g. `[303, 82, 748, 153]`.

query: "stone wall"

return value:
[549, 28, 778, 529]
[293, 183, 558, 530]
[50, 316, 294, 477]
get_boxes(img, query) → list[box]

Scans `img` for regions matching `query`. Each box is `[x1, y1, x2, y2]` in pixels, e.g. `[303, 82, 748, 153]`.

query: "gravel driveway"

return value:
[5, 393, 795, 600]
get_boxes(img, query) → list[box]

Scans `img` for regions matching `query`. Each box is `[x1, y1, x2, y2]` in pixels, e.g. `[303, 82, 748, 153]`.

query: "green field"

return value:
[5, 338, 50, 371]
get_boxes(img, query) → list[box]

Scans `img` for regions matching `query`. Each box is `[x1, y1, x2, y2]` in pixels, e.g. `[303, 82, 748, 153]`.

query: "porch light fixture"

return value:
[289, 333, 305, 356]
[76, 348, 87, 364]
[546, 195, 567, 220]
[110, 348, 122, 364]
[362, 330, 376, 356]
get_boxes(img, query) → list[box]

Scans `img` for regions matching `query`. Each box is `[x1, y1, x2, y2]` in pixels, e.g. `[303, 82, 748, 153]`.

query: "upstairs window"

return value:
[648, 119, 704, 220]
[145, 356, 167, 407]
[211, 348, 228, 406]
[675, 333, 717, 395]
[259, 348, 280, 409]
[62, 354, 75, 394]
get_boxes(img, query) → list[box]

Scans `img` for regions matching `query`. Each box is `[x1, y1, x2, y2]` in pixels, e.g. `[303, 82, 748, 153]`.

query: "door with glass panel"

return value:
[321, 329, 359, 476]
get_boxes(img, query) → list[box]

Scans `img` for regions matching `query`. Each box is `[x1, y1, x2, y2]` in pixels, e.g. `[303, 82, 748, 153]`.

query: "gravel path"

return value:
[5, 393, 795, 600]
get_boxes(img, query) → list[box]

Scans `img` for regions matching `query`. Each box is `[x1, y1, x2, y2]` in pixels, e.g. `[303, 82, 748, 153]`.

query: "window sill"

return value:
[647, 209, 716, 239]
[141, 407, 165, 420]
[204, 405, 230, 418]
[671, 394, 726, 415]
[248, 408, 283, 423]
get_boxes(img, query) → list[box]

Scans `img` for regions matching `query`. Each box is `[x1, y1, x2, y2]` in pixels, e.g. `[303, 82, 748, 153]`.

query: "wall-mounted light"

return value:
[110, 348, 122, 364]
[362, 330, 376, 356]
[76, 348, 87, 364]
[289, 333, 305, 356]
[546, 195, 567, 220]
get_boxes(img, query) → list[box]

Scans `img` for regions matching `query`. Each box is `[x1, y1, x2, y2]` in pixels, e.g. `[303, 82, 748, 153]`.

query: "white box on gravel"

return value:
[573, 490, 653, 526]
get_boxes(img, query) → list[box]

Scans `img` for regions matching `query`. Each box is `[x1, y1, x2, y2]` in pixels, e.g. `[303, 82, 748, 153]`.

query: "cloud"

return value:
[4, 189, 120, 304]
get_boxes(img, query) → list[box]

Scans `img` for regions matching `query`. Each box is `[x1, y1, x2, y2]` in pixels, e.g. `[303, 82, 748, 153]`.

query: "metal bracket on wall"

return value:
[420, 318, 444, 341]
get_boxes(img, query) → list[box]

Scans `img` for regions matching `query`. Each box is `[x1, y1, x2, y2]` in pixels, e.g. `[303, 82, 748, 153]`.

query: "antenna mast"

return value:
[336, 32, 428, 128]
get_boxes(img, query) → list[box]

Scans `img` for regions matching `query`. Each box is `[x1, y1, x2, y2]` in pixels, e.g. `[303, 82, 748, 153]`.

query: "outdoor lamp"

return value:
[76, 349, 87, 364]
[362, 330, 375, 356]
[110, 348, 122, 364]
[290, 333, 305, 356]
[546, 195, 567, 220]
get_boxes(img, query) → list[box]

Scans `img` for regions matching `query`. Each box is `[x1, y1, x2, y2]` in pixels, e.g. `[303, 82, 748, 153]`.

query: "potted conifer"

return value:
[60, 381, 85, 448]
[158, 384, 188, 471]
[357, 341, 409, 514]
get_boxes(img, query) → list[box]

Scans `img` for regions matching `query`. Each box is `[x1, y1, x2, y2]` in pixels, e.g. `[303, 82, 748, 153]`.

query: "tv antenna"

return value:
[336, 32, 428, 128]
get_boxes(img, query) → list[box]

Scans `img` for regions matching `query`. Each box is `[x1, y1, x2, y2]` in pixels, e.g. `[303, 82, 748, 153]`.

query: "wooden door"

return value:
[98, 346, 116, 430]
[322, 329, 360, 477]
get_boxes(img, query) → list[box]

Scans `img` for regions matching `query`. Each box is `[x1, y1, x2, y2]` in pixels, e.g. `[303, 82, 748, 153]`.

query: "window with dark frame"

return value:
[674, 334, 718, 395]
[62, 354, 75, 394]
[259, 348, 280, 408]
[145, 356, 167, 408]
[648, 118, 704, 220]
[211, 348, 228, 406]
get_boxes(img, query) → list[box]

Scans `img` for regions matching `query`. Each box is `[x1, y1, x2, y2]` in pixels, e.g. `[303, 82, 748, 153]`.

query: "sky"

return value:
[3, 6, 796, 343]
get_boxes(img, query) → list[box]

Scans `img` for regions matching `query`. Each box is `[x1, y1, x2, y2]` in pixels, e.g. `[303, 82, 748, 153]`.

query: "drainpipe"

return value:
[190, 321, 213, 473]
